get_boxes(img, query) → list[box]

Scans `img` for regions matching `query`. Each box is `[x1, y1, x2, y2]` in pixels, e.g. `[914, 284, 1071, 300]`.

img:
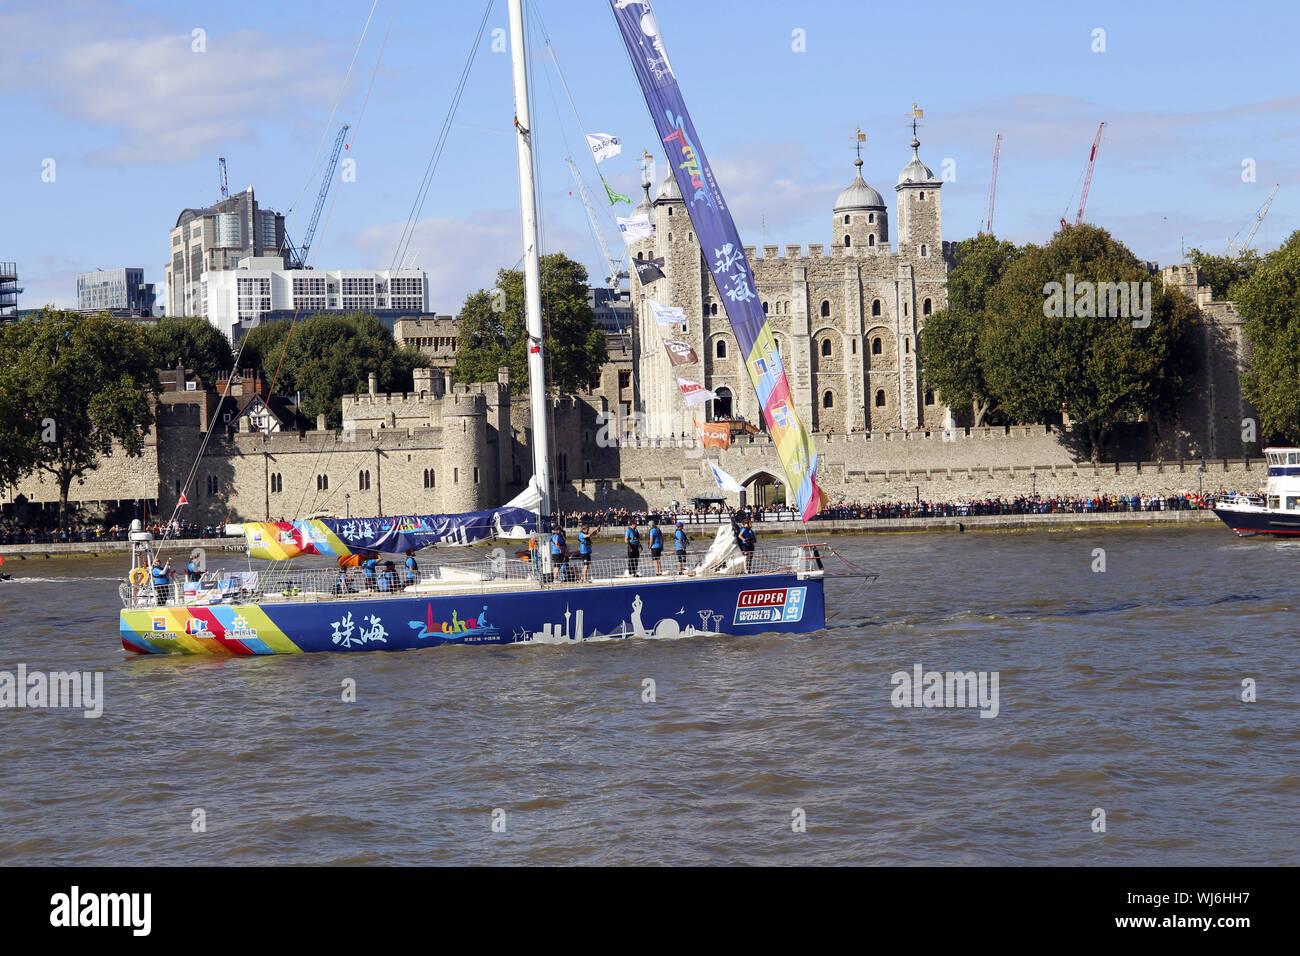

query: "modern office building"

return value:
[0, 261, 20, 317]
[201, 256, 428, 341]
[164, 187, 288, 318]
[588, 286, 632, 334]
[76, 267, 156, 315]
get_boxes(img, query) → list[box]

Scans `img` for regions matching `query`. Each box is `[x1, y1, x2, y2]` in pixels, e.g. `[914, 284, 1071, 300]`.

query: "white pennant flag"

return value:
[585, 132, 623, 164]
[648, 299, 687, 326]
[677, 377, 717, 407]
[707, 460, 744, 493]
[617, 213, 653, 245]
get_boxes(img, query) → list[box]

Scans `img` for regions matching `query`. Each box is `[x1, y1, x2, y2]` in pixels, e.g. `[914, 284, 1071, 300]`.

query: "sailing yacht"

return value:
[117, 0, 831, 654]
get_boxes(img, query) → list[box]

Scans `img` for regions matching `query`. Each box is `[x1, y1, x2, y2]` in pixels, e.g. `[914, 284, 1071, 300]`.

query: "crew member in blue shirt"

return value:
[362, 551, 379, 590]
[674, 521, 690, 574]
[550, 526, 570, 581]
[625, 520, 641, 576]
[737, 520, 757, 572]
[648, 518, 664, 575]
[577, 524, 599, 581]
[403, 548, 419, 586]
[150, 558, 175, 603]
[185, 554, 202, 583]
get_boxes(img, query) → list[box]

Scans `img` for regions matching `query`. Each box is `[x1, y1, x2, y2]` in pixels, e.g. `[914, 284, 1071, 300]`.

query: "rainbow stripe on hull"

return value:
[120, 573, 825, 655]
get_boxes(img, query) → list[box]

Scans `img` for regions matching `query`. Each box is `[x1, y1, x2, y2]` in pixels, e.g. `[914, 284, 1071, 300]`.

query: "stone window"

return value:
[668, 207, 673, 216]
[820, 300, 830, 318]
[206, 475, 219, 495]
[473, 467, 480, 484]
[822, 390, 834, 409]
[710, 302, 718, 316]
[713, 386, 733, 420]
[716, 339, 727, 359]
[844, 235, 851, 247]
[905, 338, 910, 353]
[868, 234, 875, 247]
[359, 470, 370, 491]
[923, 297, 932, 316]
[868, 213, 875, 223]
[762, 301, 768, 314]
[316, 474, 328, 491]
[919, 191, 926, 200]
[454, 467, 459, 483]
[925, 388, 935, 405]
[872, 337, 882, 355]
[423, 468, 435, 488]
[843, 214, 850, 224]
[875, 389, 886, 407]
[872, 299, 882, 316]
[821, 339, 832, 357]
[904, 302, 909, 316]
[851, 339, 857, 355]
[667, 233, 672, 241]
[921, 244, 928, 257]
[618, 369, 631, 390]
[270, 473, 282, 493]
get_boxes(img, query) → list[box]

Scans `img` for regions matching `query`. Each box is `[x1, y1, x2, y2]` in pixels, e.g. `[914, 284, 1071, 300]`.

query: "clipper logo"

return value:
[151, 617, 167, 631]
[734, 587, 807, 625]
[185, 619, 208, 635]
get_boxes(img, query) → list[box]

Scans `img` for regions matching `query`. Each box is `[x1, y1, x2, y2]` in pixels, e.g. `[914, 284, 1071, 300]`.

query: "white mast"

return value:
[508, 0, 553, 524]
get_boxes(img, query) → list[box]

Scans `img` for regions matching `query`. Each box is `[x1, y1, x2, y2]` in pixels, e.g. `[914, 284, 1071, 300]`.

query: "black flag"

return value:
[633, 256, 666, 285]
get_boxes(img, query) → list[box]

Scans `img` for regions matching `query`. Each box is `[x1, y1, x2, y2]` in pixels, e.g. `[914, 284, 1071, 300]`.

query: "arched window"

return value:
[710, 302, 718, 316]
[820, 300, 830, 317]
[868, 234, 875, 247]
[844, 235, 851, 247]
[317, 474, 329, 491]
[668, 207, 673, 216]
[843, 214, 850, 224]
[919, 191, 926, 200]
[359, 470, 370, 491]
[821, 339, 832, 357]
[762, 301, 768, 314]
[423, 468, 435, 488]
[868, 213, 875, 223]
[667, 233, 672, 241]
[872, 337, 882, 355]
[921, 244, 928, 257]
[905, 338, 910, 353]
[925, 389, 935, 405]
[923, 298, 932, 316]
[715, 339, 727, 359]
[872, 299, 882, 317]
[713, 386, 733, 420]
[875, 389, 886, 407]
[822, 391, 834, 409]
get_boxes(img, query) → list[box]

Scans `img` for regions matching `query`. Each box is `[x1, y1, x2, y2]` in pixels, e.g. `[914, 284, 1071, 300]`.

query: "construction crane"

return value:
[564, 156, 627, 289]
[981, 133, 1001, 235]
[1060, 121, 1105, 230]
[218, 157, 228, 201]
[1229, 183, 1279, 257]
[284, 123, 351, 269]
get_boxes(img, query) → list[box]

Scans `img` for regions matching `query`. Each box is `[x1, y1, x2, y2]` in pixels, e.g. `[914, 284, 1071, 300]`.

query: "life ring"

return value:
[129, 567, 148, 586]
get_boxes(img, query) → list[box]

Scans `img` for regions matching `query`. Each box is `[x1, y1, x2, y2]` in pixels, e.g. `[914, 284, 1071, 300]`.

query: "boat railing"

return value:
[119, 546, 816, 609]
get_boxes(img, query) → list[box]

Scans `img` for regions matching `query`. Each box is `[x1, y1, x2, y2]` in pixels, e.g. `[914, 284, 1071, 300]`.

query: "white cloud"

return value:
[2, 0, 339, 165]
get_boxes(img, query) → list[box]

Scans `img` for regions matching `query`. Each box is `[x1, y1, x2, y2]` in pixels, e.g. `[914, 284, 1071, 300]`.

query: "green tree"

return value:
[979, 225, 1197, 461]
[146, 315, 234, 382]
[238, 313, 424, 429]
[1237, 230, 1300, 443]
[454, 252, 607, 395]
[1188, 247, 1262, 301]
[0, 310, 158, 521]
[919, 233, 1023, 425]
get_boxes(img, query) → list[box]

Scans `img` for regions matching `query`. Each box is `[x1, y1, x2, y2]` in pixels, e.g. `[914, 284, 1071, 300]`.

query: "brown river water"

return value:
[0, 525, 1295, 865]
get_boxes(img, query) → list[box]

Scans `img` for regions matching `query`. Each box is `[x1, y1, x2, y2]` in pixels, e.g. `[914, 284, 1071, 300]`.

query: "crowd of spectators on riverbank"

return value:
[813, 491, 1230, 521]
[0, 519, 226, 545]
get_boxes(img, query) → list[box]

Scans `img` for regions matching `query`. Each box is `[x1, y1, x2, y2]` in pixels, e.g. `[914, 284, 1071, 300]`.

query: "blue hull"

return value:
[120, 572, 825, 654]
[1212, 508, 1300, 536]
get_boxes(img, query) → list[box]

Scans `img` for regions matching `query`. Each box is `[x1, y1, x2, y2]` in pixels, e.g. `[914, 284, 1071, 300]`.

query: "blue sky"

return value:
[3, 0, 1299, 313]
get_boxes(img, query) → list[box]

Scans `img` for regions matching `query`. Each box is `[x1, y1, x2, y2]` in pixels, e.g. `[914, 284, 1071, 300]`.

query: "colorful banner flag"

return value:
[586, 132, 623, 163]
[648, 299, 687, 326]
[695, 418, 730, 449]
[632, 256, 666, 285]
[609, 0, 821, 520]
[677, 377, 717, 407]
[663, 338, 698, 366]
[617, 213, 653, 244]
[707, 460, 743, 493]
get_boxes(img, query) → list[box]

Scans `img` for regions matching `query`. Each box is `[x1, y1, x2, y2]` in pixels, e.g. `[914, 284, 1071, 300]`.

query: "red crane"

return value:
[1060, 121, 1105, 230]
[981, 133, 1001, 235]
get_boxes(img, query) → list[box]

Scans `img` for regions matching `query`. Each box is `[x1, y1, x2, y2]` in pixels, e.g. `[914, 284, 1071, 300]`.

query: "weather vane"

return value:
[853, 126, 866, 162]
[907, 103, 925, 138]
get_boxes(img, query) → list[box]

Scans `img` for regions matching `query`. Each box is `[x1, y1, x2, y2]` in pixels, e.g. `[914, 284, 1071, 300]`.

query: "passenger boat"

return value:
[1212, 447, 1300, 536]
[117, 0, 839, 654]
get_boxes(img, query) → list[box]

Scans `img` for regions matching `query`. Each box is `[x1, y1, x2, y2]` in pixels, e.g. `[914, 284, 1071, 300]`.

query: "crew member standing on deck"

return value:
[404, 548, 419, 586]
[150, 558, 175, 603]
[738, 520, 757, 572]
[550, 525, 570, 582]
[362, 551, 379, 590]
[577, 524, 598, 581]
[185, 553, 202, 583]
[674, 521, 690, 575]
[648, 518, 664, 575]
[625, 520, 641, 576]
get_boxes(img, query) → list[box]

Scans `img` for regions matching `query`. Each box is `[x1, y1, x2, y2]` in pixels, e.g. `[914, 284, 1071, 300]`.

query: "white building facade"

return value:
[201, 256, 429, 340]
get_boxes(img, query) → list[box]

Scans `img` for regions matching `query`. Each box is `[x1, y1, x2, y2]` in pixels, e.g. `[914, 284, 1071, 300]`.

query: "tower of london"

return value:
[628, 132, 953, 439]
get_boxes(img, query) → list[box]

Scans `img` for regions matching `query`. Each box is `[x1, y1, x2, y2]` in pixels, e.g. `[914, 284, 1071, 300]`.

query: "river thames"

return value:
[0, 524, 1295, 865]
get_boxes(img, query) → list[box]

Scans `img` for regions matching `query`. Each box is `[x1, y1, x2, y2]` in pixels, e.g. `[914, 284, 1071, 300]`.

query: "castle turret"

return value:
[833, 156, 888, 252]
[895, 135, 943, 254]
[440, 389, 490, 512]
